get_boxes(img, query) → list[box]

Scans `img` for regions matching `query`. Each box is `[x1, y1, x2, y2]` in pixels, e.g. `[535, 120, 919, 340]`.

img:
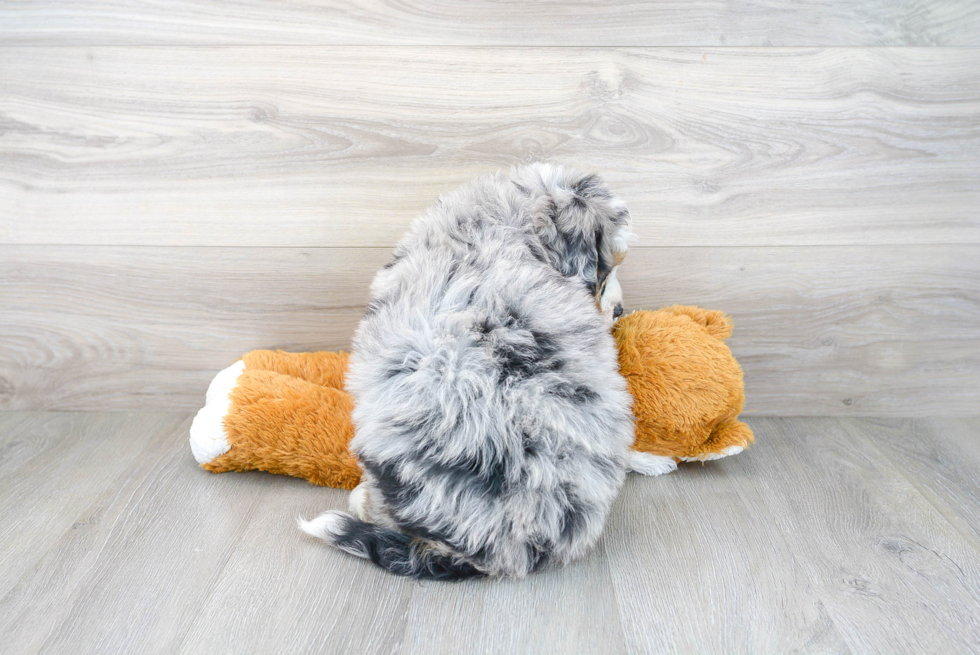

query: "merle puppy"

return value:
[300, 164, 635, 579]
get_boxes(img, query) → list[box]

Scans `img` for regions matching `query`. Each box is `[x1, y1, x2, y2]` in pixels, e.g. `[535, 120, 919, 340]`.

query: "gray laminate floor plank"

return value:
[862, 418, 980, 546]
[0, 413, 268, 654]
[2, 413, 979, 654]
[744, 417, 980, 653]
[177, 473, 415, 655]
[397, 538, 627, 655]
[604, 435, 852, 654]
[0, 413, 186, 601]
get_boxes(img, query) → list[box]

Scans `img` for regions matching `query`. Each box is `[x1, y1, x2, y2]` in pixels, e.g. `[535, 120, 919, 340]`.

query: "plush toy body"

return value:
[614, 306, 754, 476]
[190, 307, 753, 488]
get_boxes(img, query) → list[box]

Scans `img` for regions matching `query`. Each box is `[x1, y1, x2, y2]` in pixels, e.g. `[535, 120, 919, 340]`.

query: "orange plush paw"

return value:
[189, 360, 245, 464]
[190, 356, 362, 490]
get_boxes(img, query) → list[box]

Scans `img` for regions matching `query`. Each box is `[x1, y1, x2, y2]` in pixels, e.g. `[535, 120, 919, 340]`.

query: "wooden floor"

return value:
[1, 412, 978, 654]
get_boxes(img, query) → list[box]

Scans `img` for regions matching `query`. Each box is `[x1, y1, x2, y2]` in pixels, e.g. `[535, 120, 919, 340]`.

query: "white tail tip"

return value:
[298, 511, 347, 542]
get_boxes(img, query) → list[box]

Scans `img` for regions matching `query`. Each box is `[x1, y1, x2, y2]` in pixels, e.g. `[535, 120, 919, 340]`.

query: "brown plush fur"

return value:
[613, 306, 754, 460]
[201, 307, 753, 488]
[242, 349, 348, 389]
[203, 351, 361, 489]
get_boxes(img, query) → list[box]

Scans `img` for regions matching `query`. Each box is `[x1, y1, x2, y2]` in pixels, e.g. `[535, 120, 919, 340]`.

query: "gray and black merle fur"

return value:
[299, 164, 635, 579]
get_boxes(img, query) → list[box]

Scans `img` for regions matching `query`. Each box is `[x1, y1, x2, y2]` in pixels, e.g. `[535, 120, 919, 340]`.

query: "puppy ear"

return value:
[522, 167, 628, 293]
[595, 228, 611, 292]
[529, 194, 560, 243]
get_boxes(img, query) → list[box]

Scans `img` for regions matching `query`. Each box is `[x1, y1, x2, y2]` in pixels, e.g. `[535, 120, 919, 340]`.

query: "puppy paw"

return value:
[348, 483, 370, 521]
[189, 360, 245, 464]
[628, 451, 678, 476]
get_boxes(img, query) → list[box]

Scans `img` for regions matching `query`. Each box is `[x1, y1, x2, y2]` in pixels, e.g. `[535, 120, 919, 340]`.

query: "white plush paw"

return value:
[628, 451, 678, 476]
[678, 445, 745, 463]
[189, 360, 245, 464]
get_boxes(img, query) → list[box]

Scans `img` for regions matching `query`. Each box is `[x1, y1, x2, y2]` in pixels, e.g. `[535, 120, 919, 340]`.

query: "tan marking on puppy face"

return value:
[599, 268, 624, 326]
[596, 229, 629, 323]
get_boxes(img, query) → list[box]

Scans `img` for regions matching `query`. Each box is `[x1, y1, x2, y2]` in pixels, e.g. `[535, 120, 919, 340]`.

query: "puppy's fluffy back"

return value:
[344, 164, 635, 577]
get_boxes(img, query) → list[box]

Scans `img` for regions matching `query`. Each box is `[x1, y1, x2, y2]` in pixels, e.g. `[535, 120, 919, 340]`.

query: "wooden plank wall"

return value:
[1, 4, 979, 415]
[1, 2, 978, 45]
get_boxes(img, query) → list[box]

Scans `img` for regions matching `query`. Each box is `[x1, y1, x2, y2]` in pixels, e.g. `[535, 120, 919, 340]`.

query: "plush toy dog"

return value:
[189, 306, 753, 488]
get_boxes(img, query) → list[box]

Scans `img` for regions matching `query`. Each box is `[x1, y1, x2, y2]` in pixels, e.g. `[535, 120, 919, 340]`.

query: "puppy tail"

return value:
[298, 511, 484, 581]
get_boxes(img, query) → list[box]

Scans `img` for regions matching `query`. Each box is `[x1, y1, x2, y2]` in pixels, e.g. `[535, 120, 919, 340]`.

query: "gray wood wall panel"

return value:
[2, 245, 977, 415]
[626, 246, 980, 417]
[2, 47, 978, 248]
[1, 1, 978, 45]
[0, 246, 383, 412]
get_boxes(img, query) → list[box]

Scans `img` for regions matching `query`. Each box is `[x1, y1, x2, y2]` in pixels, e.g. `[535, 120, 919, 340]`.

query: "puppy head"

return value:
[519, 165, 633, 326]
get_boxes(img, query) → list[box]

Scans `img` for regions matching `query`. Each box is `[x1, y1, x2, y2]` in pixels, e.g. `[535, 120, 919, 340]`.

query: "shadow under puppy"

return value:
[300, 164, 635, 579]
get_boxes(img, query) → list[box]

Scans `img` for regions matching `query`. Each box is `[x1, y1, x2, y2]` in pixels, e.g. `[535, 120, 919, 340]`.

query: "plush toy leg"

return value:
[677, 418, 754, 462]
[190, 362, 361, 490]
[241, 349, 350, 390]
[628, 451, 678, 476]
[189, 360, 247, 463]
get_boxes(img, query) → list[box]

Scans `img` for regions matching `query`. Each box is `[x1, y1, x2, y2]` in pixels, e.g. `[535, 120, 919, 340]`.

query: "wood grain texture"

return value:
[2, 244, 977, 415]
[865, 418, 980, 545]
[1, 1, 978, 46]
[625, 246, 980, 417]
[399, 541, 627, 655]
[0, 246, 384, 411]
[2, 414, 979, 653]
[0, 413, 268, 654]
[744, 418, 980, 652]
[179, 475, 414, 655]
[0, 412, 182, 599]
[3, 47, 979, 247]
[605, 453, 852, 653]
